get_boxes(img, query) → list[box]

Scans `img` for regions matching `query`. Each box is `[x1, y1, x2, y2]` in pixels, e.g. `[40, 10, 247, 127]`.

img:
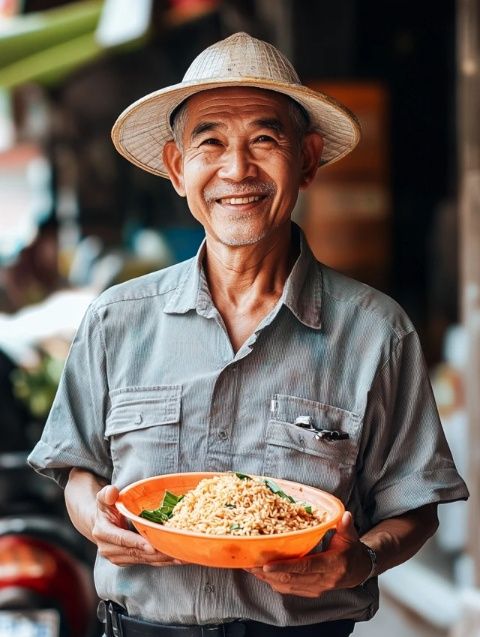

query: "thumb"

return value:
[97, 485, 120, 509]
[330, 511, 359, 548]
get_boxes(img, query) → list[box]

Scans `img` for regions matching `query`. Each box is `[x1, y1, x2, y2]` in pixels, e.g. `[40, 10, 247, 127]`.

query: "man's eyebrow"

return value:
[189, 118, 285, 141]
[190, 121, 221, 140]
[251, 118, 285, 134]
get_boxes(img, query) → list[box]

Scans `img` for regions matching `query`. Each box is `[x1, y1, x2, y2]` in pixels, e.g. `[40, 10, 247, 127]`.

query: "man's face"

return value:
[163, 87, 322, 247]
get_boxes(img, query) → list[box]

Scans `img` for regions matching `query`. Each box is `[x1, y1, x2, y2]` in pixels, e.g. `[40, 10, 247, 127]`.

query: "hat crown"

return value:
[183, 32, 301, 85]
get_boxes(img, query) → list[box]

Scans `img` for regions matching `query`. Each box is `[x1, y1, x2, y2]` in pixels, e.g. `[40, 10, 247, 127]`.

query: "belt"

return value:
[99, 601, 355, 637]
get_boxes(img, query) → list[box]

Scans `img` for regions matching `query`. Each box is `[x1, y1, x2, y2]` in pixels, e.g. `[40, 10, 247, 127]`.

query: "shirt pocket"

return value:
[105, 385, 181, 482]
[262, 393, 361, 501]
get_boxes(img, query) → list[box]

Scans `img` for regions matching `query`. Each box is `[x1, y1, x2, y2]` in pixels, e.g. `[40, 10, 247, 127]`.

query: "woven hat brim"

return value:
[111, 77, 361, 179]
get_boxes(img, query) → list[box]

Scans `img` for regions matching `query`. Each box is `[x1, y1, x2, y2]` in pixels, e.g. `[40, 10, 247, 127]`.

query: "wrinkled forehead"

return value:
[178, 86, 293, 123]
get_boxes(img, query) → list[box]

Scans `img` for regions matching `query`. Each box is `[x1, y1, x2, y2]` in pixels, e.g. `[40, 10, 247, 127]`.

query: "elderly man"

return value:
[29, 33, 468, 637]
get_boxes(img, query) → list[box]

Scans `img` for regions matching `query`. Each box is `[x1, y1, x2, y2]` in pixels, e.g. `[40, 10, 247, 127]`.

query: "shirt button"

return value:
[134, 414, 143, 425]
[298, 434, 305, 448]
[218, 430, 229, 441]
[204, 583, 215, 593]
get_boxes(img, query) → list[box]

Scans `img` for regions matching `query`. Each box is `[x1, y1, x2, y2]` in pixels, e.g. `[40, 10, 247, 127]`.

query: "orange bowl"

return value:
[116, 472, 344, 568]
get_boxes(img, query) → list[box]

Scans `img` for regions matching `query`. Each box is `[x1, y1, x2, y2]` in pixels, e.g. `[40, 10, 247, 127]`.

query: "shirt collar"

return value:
[164, 223, 322, 330]
[163, 240, 206, 314]
[281, 223, 322, 330]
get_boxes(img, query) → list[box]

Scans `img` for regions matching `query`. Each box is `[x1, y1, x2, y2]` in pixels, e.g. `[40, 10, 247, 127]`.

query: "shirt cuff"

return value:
[370, 467, 470, 525]
[28, 440, 111, 489]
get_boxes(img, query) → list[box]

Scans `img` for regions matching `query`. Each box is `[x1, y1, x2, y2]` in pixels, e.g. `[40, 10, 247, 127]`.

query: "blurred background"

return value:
[0, 0, 479, 635]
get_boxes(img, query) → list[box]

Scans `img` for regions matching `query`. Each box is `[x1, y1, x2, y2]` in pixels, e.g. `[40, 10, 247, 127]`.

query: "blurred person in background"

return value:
[0, 219, 63, 313]
[28, 33, 468, 637]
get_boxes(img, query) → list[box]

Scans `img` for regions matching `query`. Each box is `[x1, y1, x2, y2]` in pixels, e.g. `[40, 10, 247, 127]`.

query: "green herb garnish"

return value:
[235, 472, 252, 480]
[139, 491, 184, 525]
[225, 503, 236, 508]
[230, 523, 242, 531]
[297, 501, 313, 514]
[264, 479, 296, 503]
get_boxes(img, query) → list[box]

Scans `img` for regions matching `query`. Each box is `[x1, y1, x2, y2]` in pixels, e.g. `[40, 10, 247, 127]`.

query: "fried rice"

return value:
[164, 473, 327, 536]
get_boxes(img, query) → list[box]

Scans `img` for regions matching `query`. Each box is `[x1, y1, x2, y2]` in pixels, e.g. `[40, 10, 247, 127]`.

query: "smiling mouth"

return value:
[216, 195, 265, 205]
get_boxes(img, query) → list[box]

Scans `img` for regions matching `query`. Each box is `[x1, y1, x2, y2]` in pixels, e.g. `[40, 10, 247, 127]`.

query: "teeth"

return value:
[220, 196, 261, 205]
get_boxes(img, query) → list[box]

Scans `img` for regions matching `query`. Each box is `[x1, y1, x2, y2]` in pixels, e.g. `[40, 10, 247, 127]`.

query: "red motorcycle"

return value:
[0, 451, 100, 637]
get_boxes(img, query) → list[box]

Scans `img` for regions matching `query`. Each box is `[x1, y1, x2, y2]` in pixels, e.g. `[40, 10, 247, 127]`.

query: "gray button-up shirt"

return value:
[28, 225, 468, 626]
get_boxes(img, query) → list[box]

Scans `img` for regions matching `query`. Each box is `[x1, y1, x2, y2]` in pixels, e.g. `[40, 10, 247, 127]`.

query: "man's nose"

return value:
[217, 146, 257, 181]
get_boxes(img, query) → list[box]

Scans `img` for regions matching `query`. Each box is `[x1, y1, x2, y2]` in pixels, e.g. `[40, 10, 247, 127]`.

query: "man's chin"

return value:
[212, 219, 293, 248]
[217, 230, 269, 247]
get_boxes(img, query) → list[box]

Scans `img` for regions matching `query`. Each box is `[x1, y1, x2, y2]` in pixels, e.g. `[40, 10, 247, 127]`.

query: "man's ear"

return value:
[163, 141, 186, 196]
[299, 131, 324, 189]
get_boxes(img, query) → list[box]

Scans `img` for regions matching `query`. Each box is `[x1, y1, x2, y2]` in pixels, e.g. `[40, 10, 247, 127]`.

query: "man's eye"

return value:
[200, 138, 222, 146]
[254, 135, 275, 143]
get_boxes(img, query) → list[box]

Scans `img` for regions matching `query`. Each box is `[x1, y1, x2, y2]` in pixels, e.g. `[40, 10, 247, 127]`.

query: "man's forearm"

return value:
[360, 503, 439, 576]
[64, 468, 108, 543]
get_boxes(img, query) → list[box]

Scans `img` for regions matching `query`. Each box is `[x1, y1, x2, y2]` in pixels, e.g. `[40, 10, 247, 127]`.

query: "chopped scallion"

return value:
[264, 479, 295, 503]
[234, 472, 252, 480]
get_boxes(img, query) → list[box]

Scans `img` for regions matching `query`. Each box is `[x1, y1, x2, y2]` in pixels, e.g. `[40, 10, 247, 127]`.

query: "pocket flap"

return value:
[106, 385, 181, 436]
[268, 394, 361, 464]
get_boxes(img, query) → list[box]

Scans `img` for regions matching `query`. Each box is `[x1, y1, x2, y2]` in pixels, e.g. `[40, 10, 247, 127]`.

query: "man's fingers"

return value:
[96, 485, 120, 508]
[271, 584, 321, 598]
[96, 534, 186, 566]
[334, 511, 359, 542]
[246, 510, 363, 596]
[116, 559, 182, 567]
[113, 529, 156, 552]
[249, 557, 339, 589]
[263, 557, 314, 574]
[97, 541, 184, 567]
[94, 523, 155, 553]
[249, 571, 325, 598]
[102, 553, 182, 567]
[252, 569, 331, 586]
[93, 508, 156, 552]
[100, 544, 165, 560]
[94, 484, 132, 532]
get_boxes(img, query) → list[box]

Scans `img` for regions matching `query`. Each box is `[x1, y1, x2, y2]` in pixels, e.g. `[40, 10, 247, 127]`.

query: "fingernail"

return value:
[142, 543, 156, 553]
[263, 564, 275, 572]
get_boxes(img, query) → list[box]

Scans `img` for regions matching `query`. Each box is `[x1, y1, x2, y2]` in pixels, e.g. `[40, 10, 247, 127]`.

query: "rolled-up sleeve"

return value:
[28, 305, 112, 488]
[358, 330, 469, 525]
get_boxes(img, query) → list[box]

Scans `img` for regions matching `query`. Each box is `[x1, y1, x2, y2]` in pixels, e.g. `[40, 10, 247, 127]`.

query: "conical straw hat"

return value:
[111, 32, 361, 178]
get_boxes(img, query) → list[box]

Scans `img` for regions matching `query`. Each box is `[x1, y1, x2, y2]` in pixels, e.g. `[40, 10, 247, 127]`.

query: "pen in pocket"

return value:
[293, 416, 349, 441]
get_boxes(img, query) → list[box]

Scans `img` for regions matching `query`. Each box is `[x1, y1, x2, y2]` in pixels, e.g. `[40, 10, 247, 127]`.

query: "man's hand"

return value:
[92, 485, 183, 567]
[248, 512, 371, 597]
[65, 469, 184, 567]
[248, 503, 439, 598]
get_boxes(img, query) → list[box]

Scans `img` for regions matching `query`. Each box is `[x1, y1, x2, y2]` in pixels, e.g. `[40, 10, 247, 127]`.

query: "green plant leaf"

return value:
[264, 479, 295, 503]
[234, 472, 252, 481]
[139, 491, 184, 525]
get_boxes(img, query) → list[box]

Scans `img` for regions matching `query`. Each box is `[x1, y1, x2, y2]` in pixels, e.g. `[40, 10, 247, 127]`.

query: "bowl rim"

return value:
[116, 472, 345, 540]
